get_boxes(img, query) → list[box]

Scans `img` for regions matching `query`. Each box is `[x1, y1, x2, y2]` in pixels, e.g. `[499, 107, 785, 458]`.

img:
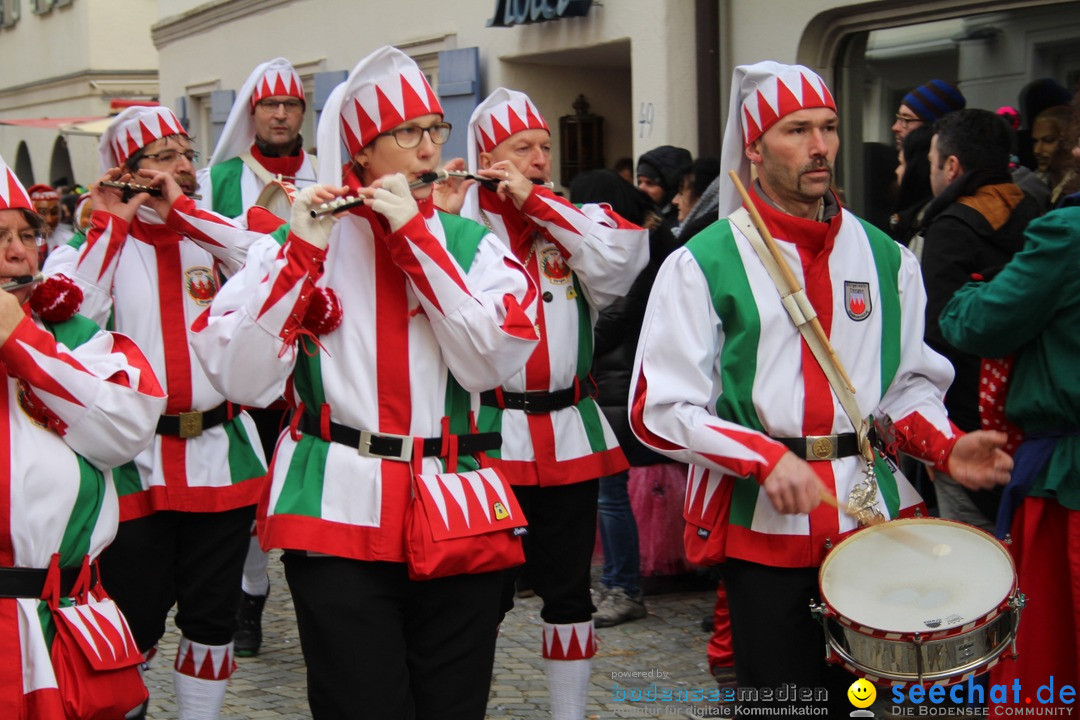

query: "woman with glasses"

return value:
[191, 46, 538, 720]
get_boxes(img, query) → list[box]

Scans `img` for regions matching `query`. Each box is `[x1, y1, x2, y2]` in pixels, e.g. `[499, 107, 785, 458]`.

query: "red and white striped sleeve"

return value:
[190, 233, 321, 408]
[519, 189, 648, 311]
[382, 214, 539, 391]
[0, 314, 166, 469]
[70, 211, 130, 327]
[166, 194, 269, 276]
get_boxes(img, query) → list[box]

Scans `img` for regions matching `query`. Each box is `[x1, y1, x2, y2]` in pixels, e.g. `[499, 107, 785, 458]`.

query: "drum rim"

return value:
[818, 517, 1018, 640]
[255, 179, 298, 206]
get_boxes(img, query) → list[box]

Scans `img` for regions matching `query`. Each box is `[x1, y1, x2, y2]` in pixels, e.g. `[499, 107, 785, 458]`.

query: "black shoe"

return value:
[234, 590, 267, 657]
[126, 698, 148, 719]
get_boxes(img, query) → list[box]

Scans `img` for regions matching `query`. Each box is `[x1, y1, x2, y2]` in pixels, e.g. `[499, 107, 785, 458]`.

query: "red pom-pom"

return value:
[29, 275, 83, 324]
[301, 286, 342, 336]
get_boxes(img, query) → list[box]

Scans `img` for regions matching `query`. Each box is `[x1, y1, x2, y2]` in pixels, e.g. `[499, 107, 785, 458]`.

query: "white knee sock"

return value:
[173, 638, 234, 720]
[240, 534, 270, 596]
[545, 658, 591, 720]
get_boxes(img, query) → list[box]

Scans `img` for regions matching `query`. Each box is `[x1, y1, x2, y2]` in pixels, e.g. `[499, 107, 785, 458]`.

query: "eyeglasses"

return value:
[255, 99, 304, 114]
[0, 228, 44, 251]
[376, 122, 452, 149]
[141, 149, 199, 164]
[894, 114, 924, 129]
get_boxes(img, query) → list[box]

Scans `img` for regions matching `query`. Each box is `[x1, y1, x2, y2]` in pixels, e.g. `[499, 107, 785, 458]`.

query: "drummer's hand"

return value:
[946, 430, 1013, 491]
[137, 168, 187, 220]
[368, 174, 419, 233]
[477, 161, 533, 209]
[762, 452, 822, 515]
[290, 185, 348, 250]
[89, 168, 150, 224]
[432, 158, 474, 215]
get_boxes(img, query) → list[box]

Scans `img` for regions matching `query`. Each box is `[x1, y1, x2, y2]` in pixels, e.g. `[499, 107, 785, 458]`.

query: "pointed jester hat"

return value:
[316, 45, 443, 186]
[99, 106, 189, 172]
[718, 61, 835, 216]
[466, 87, 549, 172]
[209, 57, 306, 167]
[0, 154, 36, 214]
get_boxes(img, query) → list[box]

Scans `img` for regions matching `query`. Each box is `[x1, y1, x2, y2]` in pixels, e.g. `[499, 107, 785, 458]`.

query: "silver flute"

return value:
[0, 273, 43, 292]
[101, 180, 203, 201]
[309, 170, 555, 218]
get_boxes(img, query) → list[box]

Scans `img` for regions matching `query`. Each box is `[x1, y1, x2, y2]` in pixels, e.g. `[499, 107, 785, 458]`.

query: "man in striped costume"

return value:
[0, 153, 166, 718]
[457, 88, 648, 720]
[630, 61, 1012, 716]
[191, 46, 539, 719]
[196, 57, 316, 220]
[65, 106, 269, 719]
[196, 57, 317, 658]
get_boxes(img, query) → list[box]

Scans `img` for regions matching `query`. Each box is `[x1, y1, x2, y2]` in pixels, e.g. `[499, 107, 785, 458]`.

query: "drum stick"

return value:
[728, 171, 855, 394]
[0, 273, 43, 292]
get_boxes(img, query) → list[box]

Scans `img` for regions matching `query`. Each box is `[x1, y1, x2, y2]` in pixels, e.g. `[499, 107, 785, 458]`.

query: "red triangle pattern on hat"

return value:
[741, 67, 836, 146]
[0, 165, 34, 212]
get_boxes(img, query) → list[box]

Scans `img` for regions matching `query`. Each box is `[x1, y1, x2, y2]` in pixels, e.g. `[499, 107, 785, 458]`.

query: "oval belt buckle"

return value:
[809, 435, 835, 460]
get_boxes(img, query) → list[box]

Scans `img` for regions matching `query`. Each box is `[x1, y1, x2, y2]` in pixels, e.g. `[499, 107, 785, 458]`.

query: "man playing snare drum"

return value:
[629, 61, 1012, 716]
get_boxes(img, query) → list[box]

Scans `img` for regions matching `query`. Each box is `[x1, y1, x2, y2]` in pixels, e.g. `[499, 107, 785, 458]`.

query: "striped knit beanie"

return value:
[902, 80, 966, 122]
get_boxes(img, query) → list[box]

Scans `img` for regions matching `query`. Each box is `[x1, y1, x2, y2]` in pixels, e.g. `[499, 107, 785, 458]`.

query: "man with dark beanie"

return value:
[635, 145, 691, 229]
[891, 78, 966, 149]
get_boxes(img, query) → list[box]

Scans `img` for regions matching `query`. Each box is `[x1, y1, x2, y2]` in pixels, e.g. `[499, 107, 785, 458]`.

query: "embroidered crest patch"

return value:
[185, 267, 217, 306]
[844, 281, 871, 321]
[540, 247, 571, 285]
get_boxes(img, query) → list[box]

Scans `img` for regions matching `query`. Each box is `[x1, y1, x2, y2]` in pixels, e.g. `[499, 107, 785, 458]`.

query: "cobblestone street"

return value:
[143, 551, 719, 719]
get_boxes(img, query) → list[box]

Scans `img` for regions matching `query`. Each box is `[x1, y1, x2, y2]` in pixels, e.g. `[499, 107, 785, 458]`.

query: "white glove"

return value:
[289, 185, 336, 250]
[370, 174, 419, 233]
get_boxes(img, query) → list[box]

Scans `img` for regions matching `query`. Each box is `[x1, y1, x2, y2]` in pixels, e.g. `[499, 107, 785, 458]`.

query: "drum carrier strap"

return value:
[728, 200, 883, 526]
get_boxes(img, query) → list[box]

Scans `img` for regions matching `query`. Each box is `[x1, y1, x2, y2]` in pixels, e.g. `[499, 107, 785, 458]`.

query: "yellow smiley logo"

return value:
[847, 678, 877, 709]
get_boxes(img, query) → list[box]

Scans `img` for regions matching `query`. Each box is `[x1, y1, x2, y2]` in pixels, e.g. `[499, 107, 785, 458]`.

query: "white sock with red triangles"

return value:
[542, 620, 596, 720]
[173, 638, 235, 719]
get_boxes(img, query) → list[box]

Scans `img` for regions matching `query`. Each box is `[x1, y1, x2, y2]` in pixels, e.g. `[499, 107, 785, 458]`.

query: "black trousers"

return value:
[282, 554, 504, 720]
[719, 558, 856, 717]
[503, 479, 599, 624]
[99, 506, 255, 652]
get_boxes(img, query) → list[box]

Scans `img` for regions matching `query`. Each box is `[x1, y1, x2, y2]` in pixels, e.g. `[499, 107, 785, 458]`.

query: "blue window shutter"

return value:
[210, 89, 236, 149]
[438, 48, 481, 165]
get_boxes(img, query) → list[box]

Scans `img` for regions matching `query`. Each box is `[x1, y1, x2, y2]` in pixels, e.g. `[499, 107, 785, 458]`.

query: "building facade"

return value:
[2, 0, 1080, 215]
[0, 0, 158, 187]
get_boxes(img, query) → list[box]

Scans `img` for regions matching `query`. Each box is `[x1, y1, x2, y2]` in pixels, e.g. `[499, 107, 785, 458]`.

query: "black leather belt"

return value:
[774, 433, 862, 461]
[297, 413, 500, 462]
[157, 402, 230, 439]
[480, 379, 594, 415]
[0, 565, 99, 599]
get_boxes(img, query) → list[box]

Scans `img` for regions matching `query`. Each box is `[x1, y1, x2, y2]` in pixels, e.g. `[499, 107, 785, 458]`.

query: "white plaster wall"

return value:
[153, 0, 698, 172]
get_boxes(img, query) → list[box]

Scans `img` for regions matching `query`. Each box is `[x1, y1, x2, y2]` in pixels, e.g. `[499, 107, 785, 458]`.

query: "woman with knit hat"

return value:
[191, 46, 538, 720]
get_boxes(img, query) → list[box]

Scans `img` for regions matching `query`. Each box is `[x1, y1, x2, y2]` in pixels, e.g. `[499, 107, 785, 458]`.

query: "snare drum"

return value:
[813, 517, 1024, 686]
[254, 179, 298, 222]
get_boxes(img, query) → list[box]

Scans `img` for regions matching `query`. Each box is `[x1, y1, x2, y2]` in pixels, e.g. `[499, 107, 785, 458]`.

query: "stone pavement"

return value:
[143, 552, 722, 719]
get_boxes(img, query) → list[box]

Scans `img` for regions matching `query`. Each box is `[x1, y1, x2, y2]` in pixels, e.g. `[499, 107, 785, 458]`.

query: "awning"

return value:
[59, 117, 117, 138]
[0, 115, 106, 129]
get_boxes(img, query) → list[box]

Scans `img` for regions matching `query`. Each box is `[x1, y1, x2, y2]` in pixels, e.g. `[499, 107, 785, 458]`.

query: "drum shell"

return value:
[824, 605, 1019, 686]
[817, 517, 1021, 686]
